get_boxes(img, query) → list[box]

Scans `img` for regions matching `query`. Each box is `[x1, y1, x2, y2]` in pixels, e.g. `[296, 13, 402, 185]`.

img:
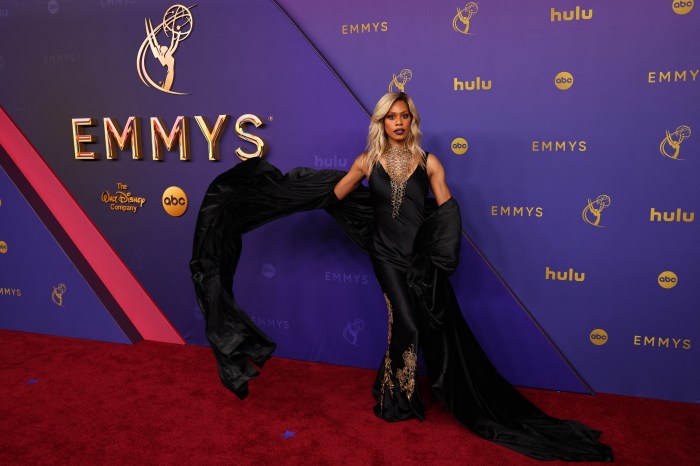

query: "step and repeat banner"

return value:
[0, 0, 697, 403]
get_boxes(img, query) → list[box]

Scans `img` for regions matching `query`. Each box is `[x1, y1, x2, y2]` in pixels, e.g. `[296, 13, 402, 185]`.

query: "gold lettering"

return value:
[373, 22, 380, 32]
[72, 118, 99, 160]
[633, 335, 641, 345]
[535, 207, 543, 217]
[675, 71, 687, 82]
[579, 141, 587, 151]
[555, 141, 566, 151]
[500, 206, 510, 216]
[683, 339, 691, 349]
[361, 23, 370, 33]
[513, 206, 523, 216]
[490, 206, 497, 216]
[659, 71, 671, 82]
[104, 117, 142, 160]
[195, 115, 230, 161]
[524, 207, 532, 216]
[568, 141, 577, 151]
[658, 337, 670, 347]
[672, 338, 681, 348]
[691, 70, 699, 81]
[542, 141, 552, 151]
[350, 24, 359, 33]
[644, 336, 655, 346]
[341, 25, 348, 34]
[151, 116, 190, 161]
[381, 21, 388, 31]
[532, 141, 539, 151]
[235, 114, 265, 160]
[648, 72, 656, 83]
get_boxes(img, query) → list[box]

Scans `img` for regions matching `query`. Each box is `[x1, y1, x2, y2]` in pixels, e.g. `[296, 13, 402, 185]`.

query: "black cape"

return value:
[190, 158, 613, 462]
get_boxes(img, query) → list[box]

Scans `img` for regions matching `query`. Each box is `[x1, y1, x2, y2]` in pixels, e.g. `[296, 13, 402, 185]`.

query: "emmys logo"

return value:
[389, 69, 412, 92]
[0, 287, 22, 297]
[137, 4, 197, 95]
[555, 72, 574, 90]
[452, 2, 478, 34]
[550, 6, 593, 22]
[325, 272, 369, 285]
[648, 69, 699, 83]
[341, 21, 388, 34]
[589, 329, 608, 346]
[582, 195, 611, 228]
[451, 138, 468, 155]
[658, 271, 678, 289]
[101, 182, 146, 213]
[51, 283, 67, 307]
[162, 186, 187, 217]
[660, 125, 691, 160]
[545, 266, 585, 282]
[672, 1, 694, 14]
[343, 319, 365, 345]
[251, 316, 290, 330]
[633, 335, 691, 350]
[532, 141, 587, 152]
[0, 240, 7, 254]
[491, 206, 543, 217]
[649, 208, 695, 223]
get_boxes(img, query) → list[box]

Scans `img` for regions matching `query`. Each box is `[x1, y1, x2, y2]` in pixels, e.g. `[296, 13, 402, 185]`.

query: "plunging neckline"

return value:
[376, 160, 422, 182]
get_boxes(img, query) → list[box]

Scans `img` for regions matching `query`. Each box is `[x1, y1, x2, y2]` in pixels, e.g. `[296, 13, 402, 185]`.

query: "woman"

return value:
[191, 92, 613, 462]
[333, 92, 451, 421]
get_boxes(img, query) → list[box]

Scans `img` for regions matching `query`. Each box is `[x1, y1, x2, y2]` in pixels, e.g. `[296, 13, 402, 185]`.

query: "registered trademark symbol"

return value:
[268, 116, 273, 121]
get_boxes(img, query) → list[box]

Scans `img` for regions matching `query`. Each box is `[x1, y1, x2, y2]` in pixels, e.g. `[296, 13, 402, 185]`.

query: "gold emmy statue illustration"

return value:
[659, 125, 691, 160]
[137, 4, 196, 95]
[582, 194, 611, 227]
[453, 2, 478, 34]
[389, 68, 413, 92]
[51, 283, 67, 307]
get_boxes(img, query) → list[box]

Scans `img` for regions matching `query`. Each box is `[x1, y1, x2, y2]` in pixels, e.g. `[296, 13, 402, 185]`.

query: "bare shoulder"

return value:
[353, 152, 370, 177]
[426, 153, 446, 175]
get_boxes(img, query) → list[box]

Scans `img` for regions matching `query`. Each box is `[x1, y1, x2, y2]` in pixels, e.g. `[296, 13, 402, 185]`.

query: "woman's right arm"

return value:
[333, 154, 367, 201]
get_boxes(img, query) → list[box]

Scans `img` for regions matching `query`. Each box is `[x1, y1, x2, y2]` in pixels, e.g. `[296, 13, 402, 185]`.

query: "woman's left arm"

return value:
[426, 153, 452, 206]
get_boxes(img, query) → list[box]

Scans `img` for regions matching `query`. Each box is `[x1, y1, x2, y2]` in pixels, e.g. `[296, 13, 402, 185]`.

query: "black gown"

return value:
[190, 157, 614, 462]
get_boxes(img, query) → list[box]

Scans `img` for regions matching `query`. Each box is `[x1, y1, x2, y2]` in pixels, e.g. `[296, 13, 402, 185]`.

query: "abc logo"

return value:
[672, 1, 694, 14]
[589, 328, 608, 346]
[657, 271, 678, 289]
[0, 240, 7, 254]
[555, 72, 574, 90]
[451, 137, 469, 155]
[162, 186, 188, 217]
[261, 263, 276, 278]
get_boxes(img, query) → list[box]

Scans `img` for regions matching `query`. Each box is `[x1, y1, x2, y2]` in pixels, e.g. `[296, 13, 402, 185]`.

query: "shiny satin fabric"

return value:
[190, 159, 613, 461]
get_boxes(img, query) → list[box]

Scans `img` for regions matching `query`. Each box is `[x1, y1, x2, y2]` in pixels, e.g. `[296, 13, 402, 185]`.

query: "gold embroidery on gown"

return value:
[397, 344, 417, 400]
[380, 295, 418, 410]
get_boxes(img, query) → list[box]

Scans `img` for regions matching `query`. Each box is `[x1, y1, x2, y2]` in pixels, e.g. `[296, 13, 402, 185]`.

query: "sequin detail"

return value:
[383, 145, 413, 218]
[396, 345, 417, 400]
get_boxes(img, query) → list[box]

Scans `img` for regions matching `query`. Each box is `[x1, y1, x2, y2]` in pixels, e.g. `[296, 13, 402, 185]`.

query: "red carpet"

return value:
[0, 330, 697, 465]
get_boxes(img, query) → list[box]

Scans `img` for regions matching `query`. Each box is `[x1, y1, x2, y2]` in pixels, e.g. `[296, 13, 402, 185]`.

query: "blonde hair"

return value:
[363, 92, 425, 174]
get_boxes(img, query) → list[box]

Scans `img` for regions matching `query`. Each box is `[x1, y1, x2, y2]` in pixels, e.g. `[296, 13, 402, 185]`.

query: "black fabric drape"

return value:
[190, 158, 613, 462]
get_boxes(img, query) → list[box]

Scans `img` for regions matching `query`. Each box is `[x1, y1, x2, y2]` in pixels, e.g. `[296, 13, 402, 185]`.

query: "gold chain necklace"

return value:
[383, 145, 413, 218]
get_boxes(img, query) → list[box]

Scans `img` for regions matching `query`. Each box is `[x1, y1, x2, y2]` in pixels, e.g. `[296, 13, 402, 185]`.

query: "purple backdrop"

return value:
[0, 0, 697, 402]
